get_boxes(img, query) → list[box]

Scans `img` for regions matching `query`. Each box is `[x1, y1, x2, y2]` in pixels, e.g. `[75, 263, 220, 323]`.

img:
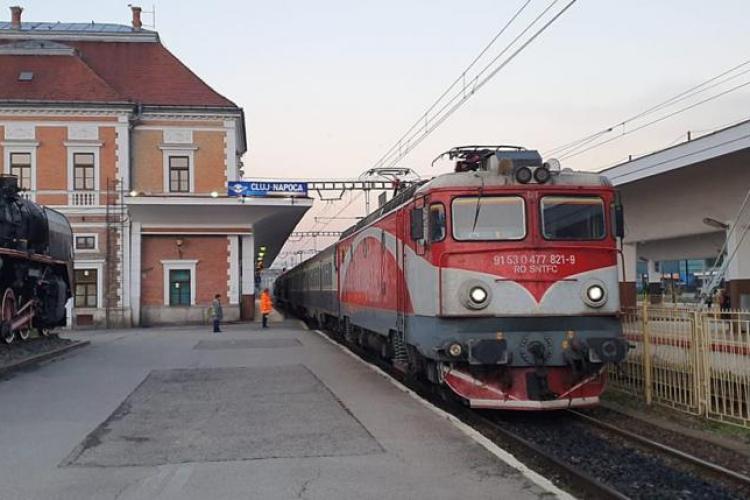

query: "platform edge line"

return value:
[312, 329, 574, 500]
[0, 340, 90, 377]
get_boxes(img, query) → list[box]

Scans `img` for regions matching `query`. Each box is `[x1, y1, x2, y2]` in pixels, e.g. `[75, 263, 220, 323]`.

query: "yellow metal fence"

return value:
[609, 305, 750, 429]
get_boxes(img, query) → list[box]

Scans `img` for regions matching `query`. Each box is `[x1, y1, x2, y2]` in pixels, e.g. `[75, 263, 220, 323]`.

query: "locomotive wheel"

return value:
[1, 289, 16, 345]
[38, 328, 51, 337]
[17, 328, 30, 341]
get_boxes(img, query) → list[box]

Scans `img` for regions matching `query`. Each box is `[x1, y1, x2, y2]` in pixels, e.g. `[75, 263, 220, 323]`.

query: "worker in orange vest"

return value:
[260, 288, 273, 328]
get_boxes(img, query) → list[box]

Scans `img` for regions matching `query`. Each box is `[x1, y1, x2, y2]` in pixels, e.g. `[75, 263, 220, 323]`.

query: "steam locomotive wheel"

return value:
[17, 327, 30, 341]
[1, 289, 16, 345]
[39, 328, 51, 337]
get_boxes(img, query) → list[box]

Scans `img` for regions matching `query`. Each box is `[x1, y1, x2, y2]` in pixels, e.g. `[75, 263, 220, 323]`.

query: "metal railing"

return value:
[610, 304, 750, 429]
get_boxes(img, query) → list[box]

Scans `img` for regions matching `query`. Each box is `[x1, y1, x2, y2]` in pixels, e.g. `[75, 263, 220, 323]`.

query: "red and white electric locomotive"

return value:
[275, 146, 628, 410]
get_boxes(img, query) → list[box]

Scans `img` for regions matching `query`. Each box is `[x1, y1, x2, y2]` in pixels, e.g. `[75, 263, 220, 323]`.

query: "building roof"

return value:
[601, 119, 750, 186]
[68, 41, 236, 107]
[0, 54, 123, 102]
[0, 24, 237, 108]
[0, 21, 147, 34]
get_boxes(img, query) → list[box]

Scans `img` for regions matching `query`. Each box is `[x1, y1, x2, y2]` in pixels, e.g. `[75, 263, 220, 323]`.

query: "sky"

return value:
[8, 0, 750, 266]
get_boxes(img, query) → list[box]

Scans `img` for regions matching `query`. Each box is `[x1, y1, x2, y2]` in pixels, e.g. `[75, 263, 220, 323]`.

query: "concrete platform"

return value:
[0, 320, 563, 499]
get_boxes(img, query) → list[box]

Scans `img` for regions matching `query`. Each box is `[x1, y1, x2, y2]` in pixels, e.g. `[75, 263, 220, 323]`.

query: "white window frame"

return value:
[66, 144, 101, 205]
[2, 143, 37, 200]
[73, 260, 104, 310]
[74, 233, 99, 253]
[160, 147, 197, 194]
[161, 259, 198, 306]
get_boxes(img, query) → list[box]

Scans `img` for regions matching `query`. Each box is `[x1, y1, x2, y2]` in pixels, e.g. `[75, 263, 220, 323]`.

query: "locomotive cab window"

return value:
[452, 196, 525, 241]
[541, 196, 605, 240]
[428, 203, 446, 242]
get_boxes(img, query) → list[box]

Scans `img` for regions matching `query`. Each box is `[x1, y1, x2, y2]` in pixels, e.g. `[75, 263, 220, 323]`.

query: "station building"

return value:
[603, 119, 750, 309]
[0, 6, 311, 327]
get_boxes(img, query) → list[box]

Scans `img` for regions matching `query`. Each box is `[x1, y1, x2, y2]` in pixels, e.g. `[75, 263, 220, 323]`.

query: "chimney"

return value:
[130, 5, 142, 31]
[10, 6, 23, 29]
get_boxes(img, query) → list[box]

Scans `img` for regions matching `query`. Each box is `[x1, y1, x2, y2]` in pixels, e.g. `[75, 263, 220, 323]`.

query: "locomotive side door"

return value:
[396, 207, 407, 337]
[397, 195, 426, 353]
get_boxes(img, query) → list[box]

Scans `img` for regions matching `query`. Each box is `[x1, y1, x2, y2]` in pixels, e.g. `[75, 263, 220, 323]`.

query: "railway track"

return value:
[482, 409, 749, 499]
[568, 409, 750, 488]
[311, 323, 750, 499]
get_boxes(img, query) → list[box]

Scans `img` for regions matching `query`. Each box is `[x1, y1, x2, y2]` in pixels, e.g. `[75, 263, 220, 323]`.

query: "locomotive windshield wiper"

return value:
[471, 176, 485, 234]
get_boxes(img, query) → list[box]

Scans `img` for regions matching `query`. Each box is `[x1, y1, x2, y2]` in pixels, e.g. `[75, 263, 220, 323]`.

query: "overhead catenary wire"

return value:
[276, 0, 579, 264]
[593, 116, 750, 171]
[374, 0, 578, 172]
[369, 0, 534, 172]
[545, 57, 750, 159]
[297, 1, 542, 251]
[559, 78, 750, 161]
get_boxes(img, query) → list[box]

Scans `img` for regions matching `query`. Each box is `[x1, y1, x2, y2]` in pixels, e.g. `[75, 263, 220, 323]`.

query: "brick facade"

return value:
[0, 9, 250, 328]
[141, 236, 230, 306]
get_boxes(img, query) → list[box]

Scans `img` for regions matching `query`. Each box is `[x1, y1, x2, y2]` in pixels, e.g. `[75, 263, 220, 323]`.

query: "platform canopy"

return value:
[599, 119, 750, 307]
[125, 195, 313, 268]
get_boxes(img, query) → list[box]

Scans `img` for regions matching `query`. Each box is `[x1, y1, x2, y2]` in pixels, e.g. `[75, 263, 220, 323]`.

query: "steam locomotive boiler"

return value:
[0, 175, 73, 343]
[275, 146, 629, 410]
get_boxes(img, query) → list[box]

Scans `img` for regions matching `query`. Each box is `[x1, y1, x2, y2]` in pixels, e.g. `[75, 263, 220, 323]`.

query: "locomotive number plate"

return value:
[492, 253, 576, 274]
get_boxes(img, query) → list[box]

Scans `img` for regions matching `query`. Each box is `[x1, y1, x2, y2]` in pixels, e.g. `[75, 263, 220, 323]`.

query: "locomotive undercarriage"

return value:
[0, 252, 68, 344]
[307, 310, 627, 410]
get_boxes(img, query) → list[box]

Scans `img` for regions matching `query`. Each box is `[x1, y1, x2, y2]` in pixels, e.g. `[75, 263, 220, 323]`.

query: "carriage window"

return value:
[452, 196, 525, 241]
[541, 196, 605, 240]
[429, 203, 446, 242]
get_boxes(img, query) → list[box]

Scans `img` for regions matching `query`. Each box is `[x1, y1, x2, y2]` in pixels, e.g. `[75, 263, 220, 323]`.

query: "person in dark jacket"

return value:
[720, 289, 731, 311]
[211, 294, 223, 333]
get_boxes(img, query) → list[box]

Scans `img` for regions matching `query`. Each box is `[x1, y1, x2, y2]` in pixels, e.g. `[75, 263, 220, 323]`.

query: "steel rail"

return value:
[467, 411, 630, 500]
[310, 323, 628, 500]
[568, 410, 750, 487]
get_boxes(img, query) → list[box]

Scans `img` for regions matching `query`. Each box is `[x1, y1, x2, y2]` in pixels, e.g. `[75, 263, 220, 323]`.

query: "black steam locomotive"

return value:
[0, 175, 73, 344]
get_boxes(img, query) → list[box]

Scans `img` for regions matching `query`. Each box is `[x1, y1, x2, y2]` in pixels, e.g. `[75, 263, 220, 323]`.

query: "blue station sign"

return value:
[227, 181, 308, 198]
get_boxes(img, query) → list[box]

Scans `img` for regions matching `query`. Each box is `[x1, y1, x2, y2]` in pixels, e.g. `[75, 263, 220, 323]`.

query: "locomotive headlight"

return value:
[533, 166, 551, 184]
[469, 286, 488, 304]
[583, 282, 607, 307]
[515, 166, 533, 184]
[587, 285, 604, 302]
[461, 280, 492, 310]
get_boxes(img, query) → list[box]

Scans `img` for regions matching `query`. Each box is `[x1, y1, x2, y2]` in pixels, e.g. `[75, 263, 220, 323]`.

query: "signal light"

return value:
[515, 166, 532, 184]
